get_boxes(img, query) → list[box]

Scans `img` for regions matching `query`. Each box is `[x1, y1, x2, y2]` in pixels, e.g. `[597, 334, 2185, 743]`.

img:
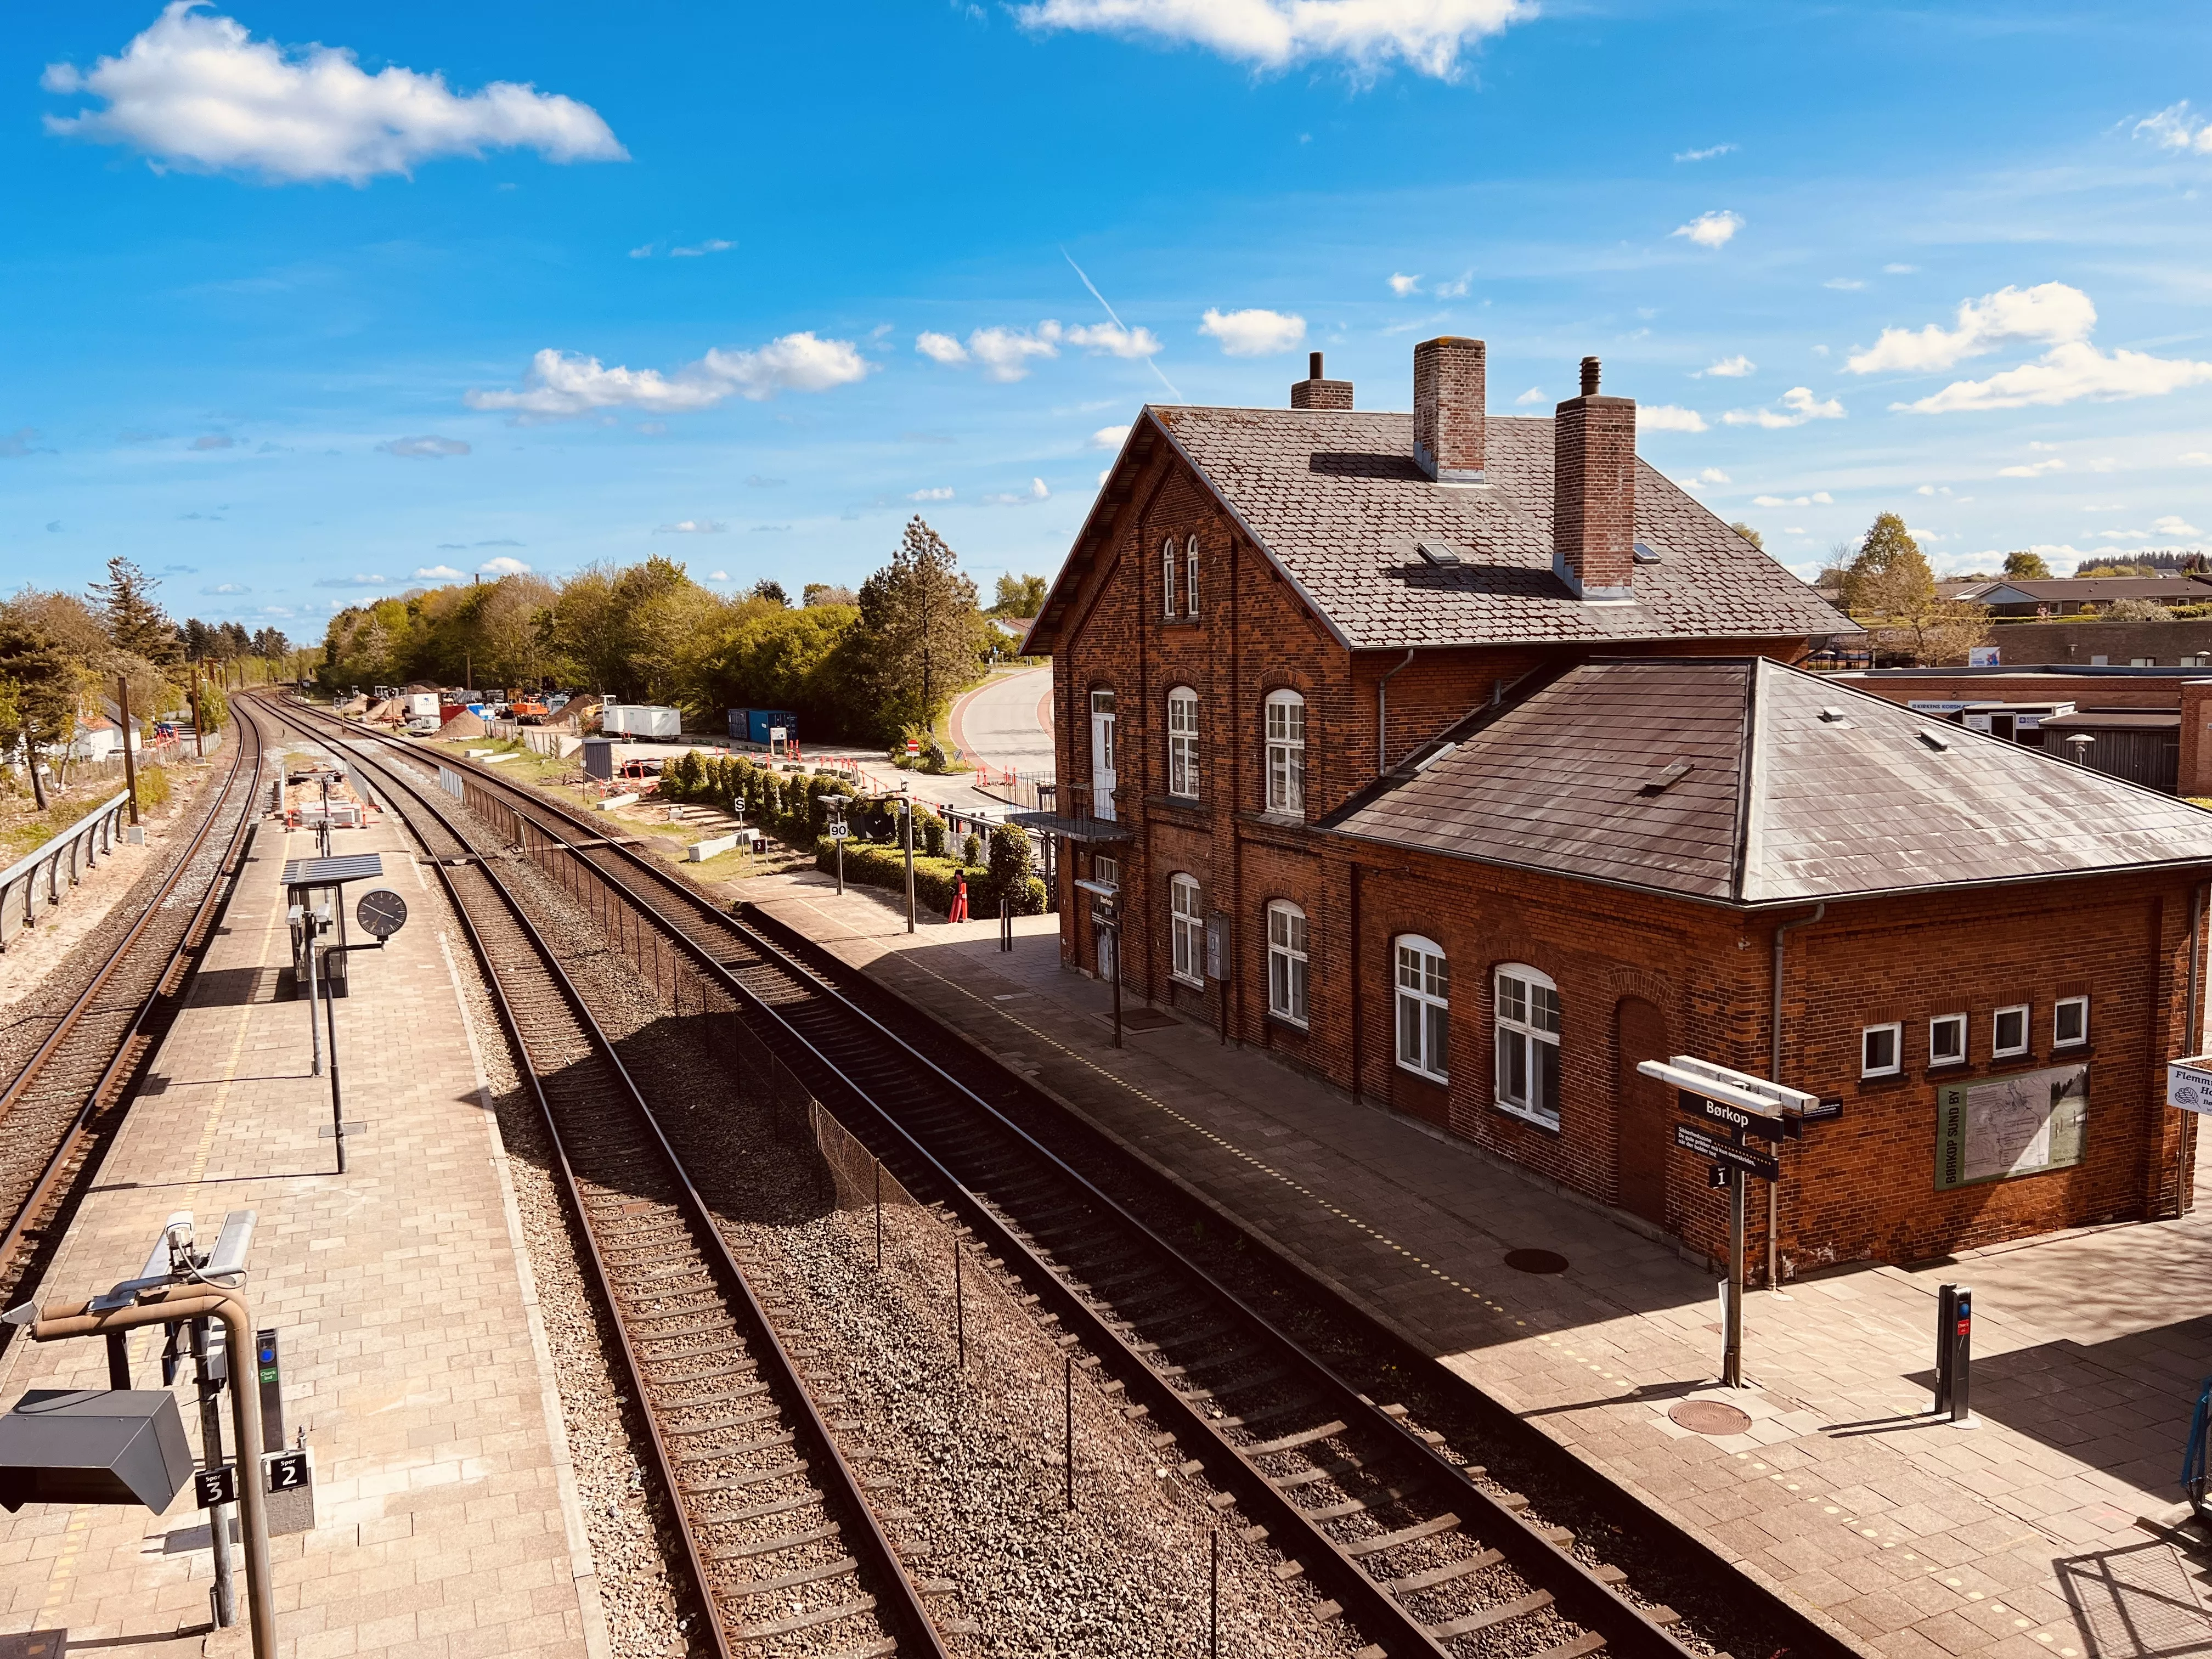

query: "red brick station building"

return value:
[1019, 338, 2210, 1274]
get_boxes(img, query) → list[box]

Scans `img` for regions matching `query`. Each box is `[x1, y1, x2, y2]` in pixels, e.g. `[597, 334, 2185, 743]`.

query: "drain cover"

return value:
[1504, 1248, 1568, 1274]
[1669, 1400, 1753, 1436]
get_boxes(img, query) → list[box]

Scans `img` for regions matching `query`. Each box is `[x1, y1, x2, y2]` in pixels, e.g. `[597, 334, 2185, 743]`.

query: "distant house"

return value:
[67, 714, 142, 762]
[1951, 574, 2212, 617]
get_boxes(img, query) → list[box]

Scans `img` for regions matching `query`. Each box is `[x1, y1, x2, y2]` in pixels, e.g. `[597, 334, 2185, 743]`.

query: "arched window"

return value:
[1265, 691, 1305, 815]
[1395, 936, 1448, 1081]
[1166, 686, 1199, 799]
[1267, 901, 1309, 1026]
[1186, 534, 1201, 616]
[1170, 873, 1203, 986]
[1163, 537, 1178, 618]
[1494, 964, 1561, 1126]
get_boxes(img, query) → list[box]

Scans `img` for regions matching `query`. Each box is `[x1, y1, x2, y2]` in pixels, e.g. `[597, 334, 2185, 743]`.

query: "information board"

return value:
[1935, 1063, 2087, 1190]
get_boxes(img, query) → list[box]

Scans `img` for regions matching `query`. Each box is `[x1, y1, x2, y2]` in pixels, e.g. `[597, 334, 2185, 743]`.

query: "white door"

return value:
[1090, 689, 1117, 821]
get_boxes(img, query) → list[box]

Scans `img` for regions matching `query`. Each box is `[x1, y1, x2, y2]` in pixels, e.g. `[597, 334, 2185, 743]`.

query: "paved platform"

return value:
[0, 793, 605, 1659]
[744, 868, 2212, 1659]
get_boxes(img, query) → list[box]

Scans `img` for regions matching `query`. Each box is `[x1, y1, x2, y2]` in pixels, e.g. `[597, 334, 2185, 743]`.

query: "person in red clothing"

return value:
[949, 872, 969, 922]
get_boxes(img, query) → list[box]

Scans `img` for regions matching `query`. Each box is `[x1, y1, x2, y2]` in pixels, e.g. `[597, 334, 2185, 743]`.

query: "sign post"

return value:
[1640, 1056, 1815, 1389]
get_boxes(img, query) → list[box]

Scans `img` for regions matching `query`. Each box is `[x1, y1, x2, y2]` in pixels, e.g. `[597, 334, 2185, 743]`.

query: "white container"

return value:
[602, 704, 681, 740]
[405, 693, 441, 719]
[596, 792, 639, 811]
[687, 833, 738, 862]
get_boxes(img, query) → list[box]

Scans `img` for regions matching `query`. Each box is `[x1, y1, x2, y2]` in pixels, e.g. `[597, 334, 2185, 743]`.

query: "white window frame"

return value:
[1166, 686, 1199, 800]
[1186, 534, 1200, 616]
[1861, 1022, 1902, 1079]
[1928, 1012, 1967, 1068]
[1394, 935, 1449, 1082]
[1494, 964, 1561, 1127]
[1992, 1003, 2029, 1059]
[1162, 536, 1178, 618]
[1265, 691, 1306, 816]
[1266, 901, 1308, 1027]
[2053, 994, 2088, 1049]
[1170, 874, 1203, 988]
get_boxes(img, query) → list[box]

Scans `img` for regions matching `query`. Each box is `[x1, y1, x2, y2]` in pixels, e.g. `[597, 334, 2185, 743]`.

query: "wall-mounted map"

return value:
[1935, 1064, 2087, 1191]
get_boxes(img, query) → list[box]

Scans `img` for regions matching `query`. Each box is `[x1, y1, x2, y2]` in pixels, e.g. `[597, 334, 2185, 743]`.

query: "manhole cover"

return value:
[1669, 1400, 1753, 1436]
[1108, 1007, 1177, 1032]
[1504, 1249, 1568, 1274]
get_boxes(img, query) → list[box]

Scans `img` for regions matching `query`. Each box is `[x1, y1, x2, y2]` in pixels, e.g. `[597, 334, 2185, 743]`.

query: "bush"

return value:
[960, 831, 981, 868]
[815, 837, 1047, 918]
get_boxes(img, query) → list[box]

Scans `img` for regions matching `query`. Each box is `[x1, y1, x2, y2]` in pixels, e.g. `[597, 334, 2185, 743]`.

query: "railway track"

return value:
[248, 699, 947, 1659]
[0, 714, 264, 1320]
[268, 697, 1722, 1659]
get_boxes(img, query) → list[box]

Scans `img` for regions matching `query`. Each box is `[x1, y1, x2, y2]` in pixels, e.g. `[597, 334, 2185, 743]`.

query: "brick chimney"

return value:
[1413, 336, 1485, 482]
[1290, 351, 1353, 410]
[1551, 356, 1637, 602]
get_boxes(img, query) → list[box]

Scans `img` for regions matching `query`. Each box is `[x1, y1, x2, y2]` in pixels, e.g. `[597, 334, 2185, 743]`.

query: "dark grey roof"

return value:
[1325, 658, 2212, 906]
[1139, 406, 1853, 651]
[1952, 575, 2212, 604]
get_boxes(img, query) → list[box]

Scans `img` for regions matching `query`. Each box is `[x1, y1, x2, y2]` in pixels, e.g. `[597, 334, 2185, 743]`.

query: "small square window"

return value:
[2054, 995, 2088, 1047]
[1862, 1023, 1901, 1078]
[1993, 1005, 2029, 1058]
[1929, 1013, 1966, 1066]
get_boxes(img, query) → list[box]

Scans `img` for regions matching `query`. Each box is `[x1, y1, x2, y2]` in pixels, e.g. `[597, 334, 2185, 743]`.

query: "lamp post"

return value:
[901, 789, 917, 934]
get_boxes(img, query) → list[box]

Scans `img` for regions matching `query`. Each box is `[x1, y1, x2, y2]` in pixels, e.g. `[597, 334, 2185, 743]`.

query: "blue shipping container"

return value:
[728, 708, 797, 745]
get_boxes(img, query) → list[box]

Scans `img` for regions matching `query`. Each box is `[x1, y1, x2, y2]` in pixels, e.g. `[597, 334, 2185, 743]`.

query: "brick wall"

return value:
[1977, 619, 2212, 664]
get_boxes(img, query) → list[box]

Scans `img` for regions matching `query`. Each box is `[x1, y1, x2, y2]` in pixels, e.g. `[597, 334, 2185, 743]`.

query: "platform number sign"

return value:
[266, 1450, 311, 1493]
[194, 1465, 239, 1508]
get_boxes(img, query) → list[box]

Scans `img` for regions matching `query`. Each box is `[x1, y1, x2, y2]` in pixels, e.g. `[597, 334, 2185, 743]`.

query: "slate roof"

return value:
[1130, 406, 1854, 651]
[1324, 657, 2212, 906]
[1951, 575, 2212, 605]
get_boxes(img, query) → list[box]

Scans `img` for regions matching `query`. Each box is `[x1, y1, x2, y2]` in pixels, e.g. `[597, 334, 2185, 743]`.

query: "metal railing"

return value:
[0, 791, 131, 951]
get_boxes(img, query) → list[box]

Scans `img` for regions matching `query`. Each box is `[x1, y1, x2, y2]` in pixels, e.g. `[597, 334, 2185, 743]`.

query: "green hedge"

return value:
[814, 823, 1047, 918]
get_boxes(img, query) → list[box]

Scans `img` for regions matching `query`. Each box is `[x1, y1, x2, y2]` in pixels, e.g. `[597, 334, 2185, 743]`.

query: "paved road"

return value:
[950, 665, 1054, 777]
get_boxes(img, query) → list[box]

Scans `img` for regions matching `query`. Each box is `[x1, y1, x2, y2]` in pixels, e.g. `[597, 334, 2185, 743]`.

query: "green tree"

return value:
[89, 557, 181, 665]
[2001, 550, 2052, 580]
[991, 573, 1049, 616]
[855, 518, 992, 738]
[1843, 512, 1990, 664]
[752, 579, 790, 607]
[0, 612, 75, 809]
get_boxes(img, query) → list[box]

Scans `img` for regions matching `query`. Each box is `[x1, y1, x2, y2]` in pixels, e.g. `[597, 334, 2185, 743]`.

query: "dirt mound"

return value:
[436, 709, 487, 740]
[366, 698, 405, 724]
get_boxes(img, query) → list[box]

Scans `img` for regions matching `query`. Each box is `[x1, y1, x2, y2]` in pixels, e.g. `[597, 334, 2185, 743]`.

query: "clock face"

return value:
[356, 887, 409, 940]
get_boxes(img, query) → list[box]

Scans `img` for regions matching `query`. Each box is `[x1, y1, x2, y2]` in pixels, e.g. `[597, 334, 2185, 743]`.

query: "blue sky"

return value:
[8, 1, 2212, 633]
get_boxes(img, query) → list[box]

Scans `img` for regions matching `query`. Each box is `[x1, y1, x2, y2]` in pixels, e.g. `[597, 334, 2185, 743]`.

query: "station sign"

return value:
[194, 1465, 238, 1508]
[266, 1449, 310, 1493]
[1674, 1122, 1779, 1181]
[1677, 1090, 1787, 1142]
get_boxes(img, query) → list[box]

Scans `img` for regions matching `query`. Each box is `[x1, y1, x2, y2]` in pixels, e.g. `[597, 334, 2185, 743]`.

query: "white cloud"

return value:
[1824, 278, 1865, 291]
[1671, 210, 1743, 249]
[1674, 143, 1736, 162]
[654, 519, 726, 534]
[203, 581, 250, 594]
[2096, 528, 2151, 541]
[1696, 355, 1754, 379]
[478, 556, 531, 575]
[314, 573, 388, 588]
[1916, 484, 1953, 497]
[1784, 527, 1807, 536]
[2154, 515, 2204, 538]
[378, 434, 470, 459]
[1752, 491, 1834, 507]
[1996, 458, 2066, 477]
[2136, 102, 2212, 155]
[191, 433, 234, 450]
[1908, 526, 1946, 541]
[1389, 273, 1421, 296]
[1199, 307, 1305, 357]
[628, 243, 654, 259]
[1681, 467, 1731, 486]
[466, 333, 870, 419]
[670, 239, 734, 257]
[1514, 386, 1543, 405]
[2088, 456, 2120, 472]
[2181, 452, 2212, 466]
[1883, 263, 1919, 274]
[1897, 341, 2212, 414]
[967, 325, 1060, 381]
[982, 477, 1051, 506]
[1722, 386, 1844, 428]
[1090, 424, 1131, 449]
[907, 487, 954, 501]
[1062, 321, 1161, 358]
[1639, 404, 1708, 433]
[916, 331, 968, 366]
[42, 3, 625, 185]
[1845, 282, 2096, 375]
[413, 565, 462, 580]
[1011, 0, 1533, 80]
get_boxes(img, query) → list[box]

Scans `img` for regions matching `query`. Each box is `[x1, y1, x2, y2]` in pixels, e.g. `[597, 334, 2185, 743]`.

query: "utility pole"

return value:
[116, 674, 140, 827]
[901, 790, 917, 933]
[191, 663, 206, 759]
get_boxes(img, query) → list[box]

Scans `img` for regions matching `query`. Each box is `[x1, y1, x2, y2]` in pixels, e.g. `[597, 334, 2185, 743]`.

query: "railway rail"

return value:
[0, 712, 264, 1319]
[266, 695, 1744, 1659]
[248, 698, 947, 1659]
